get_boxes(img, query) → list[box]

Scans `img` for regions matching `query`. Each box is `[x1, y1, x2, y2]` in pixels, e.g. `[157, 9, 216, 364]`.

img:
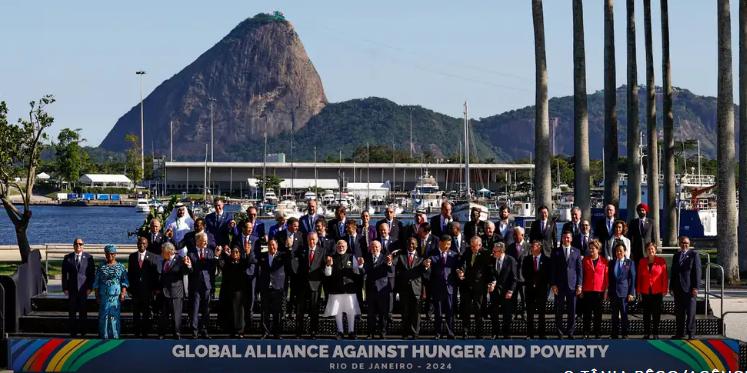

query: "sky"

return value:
[0, 1, 740, 146]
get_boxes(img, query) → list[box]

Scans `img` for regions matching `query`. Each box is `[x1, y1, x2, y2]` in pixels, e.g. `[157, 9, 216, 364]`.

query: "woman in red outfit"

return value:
[636, 242, 668, 339]
[580, 239, 608, 338]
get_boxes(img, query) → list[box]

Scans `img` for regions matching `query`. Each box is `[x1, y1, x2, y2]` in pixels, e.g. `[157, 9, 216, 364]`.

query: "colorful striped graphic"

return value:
[10, 338, 125, 372]
[648, 339, 740, 372]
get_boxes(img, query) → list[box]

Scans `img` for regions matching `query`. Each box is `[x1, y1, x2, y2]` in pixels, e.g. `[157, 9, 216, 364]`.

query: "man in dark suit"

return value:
[342, 219, 365, 257]
[257, 240, 291, 339]
[291, 232, 326, 338]
[594, 204, 617, 244]
[364, 240, 394, 339]
[157, 242, 192, 339]
[463, 207, 487, 242]
[242, 205, 266, 241]
[204, 197, 232, 248]
[572, 220, 593, 257]
[428, 236, 460, 339]
[457, 236, 492, 338]
[376, 222, 399, 254]
[522, 240, 550, 339]
[487, 242, 518, 339]
[327, 206, 349, 242]
[529, 205, 557, 257]
[141, 218, 170, 255]
[562, 207, 583, 237]
[670, 236, 702, 339]
[358, 211, 378, 249]
[449, 222, 467, 255]
[551, 231, 583, 339]
[506, 227, 528, 312]
[377, 206, 405, 242]
[608, 244, 636, 339]
[495, 205, 515, 245]
[179, 217, 216, 254]
[416, 223, 439, 257]
[231, 219, 262, 258]
[62, 238, 95, 337]
[430, 200, 454, 238]
[393, 237, 431, 339]
[627, 203, 654, 264]
[276, 217, 302, 254]
[128, 236, 159, 337]
[300, 200, 323, 235]
[314, 218, 335, 255]
[481, 222, 502, 252]
[187, 232, 217, 338]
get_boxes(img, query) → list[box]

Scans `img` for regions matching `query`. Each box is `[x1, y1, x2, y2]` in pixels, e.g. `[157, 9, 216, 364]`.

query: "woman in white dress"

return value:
[323, 240, 364, 339]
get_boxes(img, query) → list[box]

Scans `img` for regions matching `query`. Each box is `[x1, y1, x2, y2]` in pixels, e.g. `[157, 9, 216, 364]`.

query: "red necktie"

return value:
[534, 256, 539, 272]
[408, 253, 414, 267]
[200, 249, 205, 260]
[138, 255, 143, 268]
[164, 260, 171, 272]
[309, 248, 315, 266]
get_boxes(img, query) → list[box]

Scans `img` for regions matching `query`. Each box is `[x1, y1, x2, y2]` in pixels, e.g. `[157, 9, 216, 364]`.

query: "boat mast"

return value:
[263, 130, 267, 200]
[203, 144, 208, 203]
[464, 102, 471, 199]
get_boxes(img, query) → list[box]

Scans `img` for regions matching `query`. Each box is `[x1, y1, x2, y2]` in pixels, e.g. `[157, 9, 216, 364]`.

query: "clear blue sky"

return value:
[0, 1, 738, 146]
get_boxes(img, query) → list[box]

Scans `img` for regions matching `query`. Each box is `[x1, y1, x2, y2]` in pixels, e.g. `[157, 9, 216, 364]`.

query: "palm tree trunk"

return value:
[738, 0, 747, 274]
[573, 0, 590, 221]
[643, 0, 659, 245]
[532, 0, 552, 216]
[604, 0, 620, 208]
[661, 0, 677, 246]
[717, 0, 740, 284]
[626, 0, 641, 219]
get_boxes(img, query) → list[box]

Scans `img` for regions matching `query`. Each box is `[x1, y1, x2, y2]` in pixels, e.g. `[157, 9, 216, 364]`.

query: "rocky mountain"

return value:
[99, 13, 327, 158]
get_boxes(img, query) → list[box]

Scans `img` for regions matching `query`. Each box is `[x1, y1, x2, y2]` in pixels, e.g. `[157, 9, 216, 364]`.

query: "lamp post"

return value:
[136, 71, 146, 180]
[208, 97, 216, 193]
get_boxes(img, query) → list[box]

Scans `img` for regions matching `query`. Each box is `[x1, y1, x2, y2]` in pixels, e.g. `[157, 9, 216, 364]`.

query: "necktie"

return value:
[138, 254, 144, 268]
[565, 247, 570, 260]
[408, 253, 414, 267]
[582, 235, 587, 251]
[76, 255, 81, 270]
[640, 219, 645, 234]
[151, 233, 155, 243]
[348, 236, 354, 251]
[245, 237, 251, 253]
[309, 248, 315, 266]
[496, 259, 502, 276]
[164, 260, 171, 273]
[574, 223, 578, 235]
[541, 221, 545, 232]
[470, 253, 476, 267]
[616, 261, 623, 276]
[269, 254, 274, 267]
[340, 223, 345, 237]
[608, 220, 612, 234]
[200, 248, 205, 260]
[679, 251, 686, 265]
[534, 256, 539, 272]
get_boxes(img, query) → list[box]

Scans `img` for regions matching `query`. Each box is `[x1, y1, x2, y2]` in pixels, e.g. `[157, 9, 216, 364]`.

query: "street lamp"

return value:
[136, 70, 146, 180]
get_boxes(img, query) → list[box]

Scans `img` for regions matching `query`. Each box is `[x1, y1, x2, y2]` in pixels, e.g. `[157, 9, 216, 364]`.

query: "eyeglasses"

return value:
[74, 242, 84, 246]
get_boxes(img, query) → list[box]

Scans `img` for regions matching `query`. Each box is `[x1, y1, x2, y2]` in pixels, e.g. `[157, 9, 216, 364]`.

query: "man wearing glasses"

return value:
[572, 220, 593, 257]
[62, 238, 95, 337]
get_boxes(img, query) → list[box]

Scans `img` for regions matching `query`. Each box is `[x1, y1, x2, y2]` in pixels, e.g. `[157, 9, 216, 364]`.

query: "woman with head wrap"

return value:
[93, 244, 129, 339]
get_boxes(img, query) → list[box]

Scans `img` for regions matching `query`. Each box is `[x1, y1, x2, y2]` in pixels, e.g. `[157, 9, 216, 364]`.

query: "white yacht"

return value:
[135, 198, 150, 213]
[411, 171, 443, 212]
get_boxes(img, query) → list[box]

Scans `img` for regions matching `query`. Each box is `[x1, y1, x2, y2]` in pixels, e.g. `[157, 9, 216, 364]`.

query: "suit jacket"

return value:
[608, 258, 636, 298]
[481, 233, 503, 253]
[275, 229, 302, 254]
[204, 211, 232, 246]
[257, 251, 291, 292]
[637, 256, 668, 295]
[363, 252, 394, 295]
[230, 233, 263, 258]
[291, 244, 327, 293]
[327, 218, 348, 241]
[156, 256, 192, 299]
[299, 213, 323, 235]
[141, 231, 170, 255]
[404, 222, 425, 240]
[627, 217, 654, 261]
[428, 250, 460, 297]
[488, 255, 518, 295]
[463, 220, 487, 241]
[495, 219, 515, 245]
[358, 224, 378, 249]
[581, 256, 609, 292]
[450, 234, 468, 255]
[179, 230, 216, 253]
[670, 249, 702, 295]
[529, 219, 557, 257]
[187, 246, 217, 292]
[550, 246, 583, 292]
[377, 218, 404, 242]
[342, 234, 366, 257]
[572, 233, 593, 257]
[429, 215, 455, 238]
[459, 249, 493, 296]
[377, 236, 400, 255]
[393, 251, 430, 297]
[127, 250, 158, 297]
[521, 254, 550, 292]
[416, 234, 440, 257]
[594, 217, 617, 244]
[62, 252, 95, 294]
[562, 221, 582, 237]
[318, 235, 336, 256]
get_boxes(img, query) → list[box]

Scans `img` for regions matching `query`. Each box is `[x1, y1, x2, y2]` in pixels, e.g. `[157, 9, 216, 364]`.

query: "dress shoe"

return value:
[336, 333, 343, 340]
[447, 334, 455, 340]
[687, 335, 694, 340]
[348, 333, 357, 340]
[475, 334, 483, 339]
[406, 335, 415, 340]
[158, 335, 165, 340]
[462, 332, 469, 339]
[434, 334, 442, 340]
[275, 335, 283, 340]
[379, 333, 386, 339]
[192, 332, 199, 339]
[295, 334, 302, 339]
[238, 334, 245, 339]
[310, 333, 317, 340]
[367, 334, 375, 340]
[174, 334, 181, 340]
[201, 331, 211, 339]
[566, 335, 574, 340]
[621, 335, 628, 339]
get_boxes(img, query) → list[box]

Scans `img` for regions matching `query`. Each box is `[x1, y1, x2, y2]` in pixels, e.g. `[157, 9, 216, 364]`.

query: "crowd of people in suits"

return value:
[61, 198, 703, 340]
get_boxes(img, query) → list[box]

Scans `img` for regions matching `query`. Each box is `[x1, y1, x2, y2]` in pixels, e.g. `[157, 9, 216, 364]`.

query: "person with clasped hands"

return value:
[608, 244, 636, 339]
[580, 239, 608, 339]
[323, 240, 364, 339]
[392, 238, 431, 339]
[636, 242, 668, 339]
[156, 242, 192, 339]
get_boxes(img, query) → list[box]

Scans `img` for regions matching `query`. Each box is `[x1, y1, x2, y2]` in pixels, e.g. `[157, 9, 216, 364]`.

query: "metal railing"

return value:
[42, 244, 139, 277]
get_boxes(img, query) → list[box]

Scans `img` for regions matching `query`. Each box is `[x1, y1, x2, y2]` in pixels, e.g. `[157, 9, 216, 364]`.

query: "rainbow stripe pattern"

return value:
[10, 338, 125, 372]
[648, 339, 740, 371]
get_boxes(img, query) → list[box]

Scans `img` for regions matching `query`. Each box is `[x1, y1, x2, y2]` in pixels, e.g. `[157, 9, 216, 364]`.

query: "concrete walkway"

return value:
[708, 289, 747, 342]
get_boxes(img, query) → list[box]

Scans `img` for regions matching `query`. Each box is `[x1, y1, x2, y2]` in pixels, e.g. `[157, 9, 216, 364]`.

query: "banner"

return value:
[8, 338, 742, 373]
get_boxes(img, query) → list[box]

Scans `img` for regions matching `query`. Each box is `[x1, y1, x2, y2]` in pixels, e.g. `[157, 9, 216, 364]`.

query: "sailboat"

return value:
[452, 102, 489, 222]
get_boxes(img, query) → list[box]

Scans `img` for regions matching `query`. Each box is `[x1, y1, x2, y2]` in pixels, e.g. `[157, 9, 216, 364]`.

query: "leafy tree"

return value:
[0, 95, 55, 263]
[255, 175, 283, 195]
[124, 133, 143, 185]
[54, 128, 86, 187]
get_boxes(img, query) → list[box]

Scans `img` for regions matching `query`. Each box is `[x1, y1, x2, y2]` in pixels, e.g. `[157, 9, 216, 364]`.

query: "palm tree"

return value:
[626, 0, 641, 218]
[661, 0, 677, 246]
[604, 0, 620, 207]
[643, 0, 659, 245]
[716, 0, 740, 284]
[573, 0, 590, 220]
[532, 0, 552, 215]
[739, 0, 747, 273]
